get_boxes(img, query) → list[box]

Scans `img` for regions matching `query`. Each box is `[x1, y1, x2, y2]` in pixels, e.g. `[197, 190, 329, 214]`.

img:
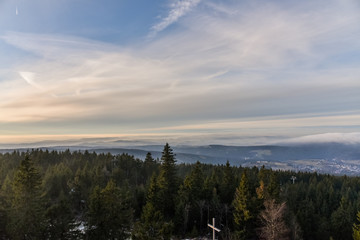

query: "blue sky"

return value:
[0, 0, 360, 145]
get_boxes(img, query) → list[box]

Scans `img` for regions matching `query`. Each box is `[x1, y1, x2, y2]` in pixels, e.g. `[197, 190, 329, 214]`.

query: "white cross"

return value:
[207, 218, 221, 240]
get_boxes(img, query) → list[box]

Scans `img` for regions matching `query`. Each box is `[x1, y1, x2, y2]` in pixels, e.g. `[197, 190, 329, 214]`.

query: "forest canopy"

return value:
[0, 144, 360, 239]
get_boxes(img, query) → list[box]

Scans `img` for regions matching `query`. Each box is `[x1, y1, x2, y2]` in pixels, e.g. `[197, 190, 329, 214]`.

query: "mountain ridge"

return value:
[1, 141, 360, 175]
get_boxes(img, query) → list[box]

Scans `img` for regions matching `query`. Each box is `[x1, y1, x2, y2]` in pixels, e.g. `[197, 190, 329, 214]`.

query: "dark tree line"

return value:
[1, 144, 360, 239]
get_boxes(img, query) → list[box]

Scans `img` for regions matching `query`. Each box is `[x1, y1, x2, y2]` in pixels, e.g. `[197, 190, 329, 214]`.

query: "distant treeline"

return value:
[1, 144, 360, 239]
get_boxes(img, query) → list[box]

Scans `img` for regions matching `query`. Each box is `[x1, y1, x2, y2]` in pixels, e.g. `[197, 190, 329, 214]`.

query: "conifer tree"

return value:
[144, 152, 157, 182]
[204, 168, 220, 201]
[8, 155, 45, 239]
[331, 196, 353, 240]
[220, 161, 236, 205]
[146, 174, 161, 210]
[268, 171, 280, 200]
[87, 179, 133, 240]
[0, 175, 12, 238]
[145, 152, 155, 164]
[132, 202, 173, 240]
[133, 174, 174, 239]
[175, 161, 205, 235]
[157, 143, 178, 218]
[353, 211, 360, 240]
[233, 171, 252, 239]
[183, 161, 204, 203]
[45, 197, 81, 239]
[256, 180, 266, 200]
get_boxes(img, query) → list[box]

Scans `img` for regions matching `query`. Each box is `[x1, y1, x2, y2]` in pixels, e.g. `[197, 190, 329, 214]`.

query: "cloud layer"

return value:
[0, 0, 359, 144]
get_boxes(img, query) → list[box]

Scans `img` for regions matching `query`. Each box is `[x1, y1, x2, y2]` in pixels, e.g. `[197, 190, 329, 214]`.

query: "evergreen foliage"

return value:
[8, 155, 46, 239]
[45, 198, 81, 239]
[353, 211, 360, 240]
[0, 145, 360, 239]
[87, 179, 132, 240]
[157, 143, 179, 219]
[233, 170, 253, 239]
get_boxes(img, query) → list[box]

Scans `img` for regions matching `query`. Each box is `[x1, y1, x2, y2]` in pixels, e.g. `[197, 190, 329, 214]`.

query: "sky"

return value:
[0, 0, 360, 146]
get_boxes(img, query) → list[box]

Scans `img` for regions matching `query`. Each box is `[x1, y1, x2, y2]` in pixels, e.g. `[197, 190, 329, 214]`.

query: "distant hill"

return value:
[2, 142, 360, 175]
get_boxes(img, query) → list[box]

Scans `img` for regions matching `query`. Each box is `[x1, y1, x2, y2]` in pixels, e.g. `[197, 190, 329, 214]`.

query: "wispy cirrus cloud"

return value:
[149, 0, 201, 37]
[19, 71, 42, 90]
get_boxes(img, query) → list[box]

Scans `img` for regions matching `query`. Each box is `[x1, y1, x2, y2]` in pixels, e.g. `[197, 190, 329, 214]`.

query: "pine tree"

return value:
[145, 152, 155, 164]
[146, 174, 161, 210]
[133, 144, 178, 239]
[268, 171, 280, 200]
[133, 173, 174, 239]
[144, 152, 157, 182]
[43, 162, 73, 201]
[204, 168, 220, 201]
[8, 155, 45, 239]
[175, 161, 205, 235]
[331, 196, 353, 240]
[157, 143, 178, 218]
[87, 179, 133, 240]
[353, 211, 360, 240]
[183, 161, 204, 203]
[233, 171, 252, 239]
[256, 180, 266, 200]
[45, 197, 82, 239]
[0, 175, 12, 238]
[132, 202, 174, 240]
[220, 161, 236, 205]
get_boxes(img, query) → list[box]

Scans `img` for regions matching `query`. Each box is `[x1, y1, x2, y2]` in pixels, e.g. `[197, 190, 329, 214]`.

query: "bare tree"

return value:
[289, 214, 303, 240]
[258, 199, 290, 240]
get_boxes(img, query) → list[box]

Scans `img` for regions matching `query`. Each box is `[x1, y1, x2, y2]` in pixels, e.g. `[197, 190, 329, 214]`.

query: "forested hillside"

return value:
[1, 143, 360, 239]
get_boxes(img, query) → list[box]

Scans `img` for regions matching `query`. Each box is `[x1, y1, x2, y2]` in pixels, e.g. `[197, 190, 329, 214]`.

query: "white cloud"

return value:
[149, 0, 201, 37]
[19, 71, 42, 90]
